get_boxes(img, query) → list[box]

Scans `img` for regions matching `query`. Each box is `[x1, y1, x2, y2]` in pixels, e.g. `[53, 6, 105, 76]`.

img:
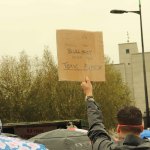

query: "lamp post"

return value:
[110, 0, 149, 128]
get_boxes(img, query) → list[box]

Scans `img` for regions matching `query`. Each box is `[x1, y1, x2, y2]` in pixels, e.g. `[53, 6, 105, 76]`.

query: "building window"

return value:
[126, 49, 130, 54]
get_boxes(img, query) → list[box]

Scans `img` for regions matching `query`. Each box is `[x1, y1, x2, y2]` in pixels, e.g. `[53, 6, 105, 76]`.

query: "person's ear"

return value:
[140, 125, 144, 132]
[117, 125, 120, 133]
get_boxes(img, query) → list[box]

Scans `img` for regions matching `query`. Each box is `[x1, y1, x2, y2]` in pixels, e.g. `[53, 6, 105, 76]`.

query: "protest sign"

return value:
[56, 29, 105, 81]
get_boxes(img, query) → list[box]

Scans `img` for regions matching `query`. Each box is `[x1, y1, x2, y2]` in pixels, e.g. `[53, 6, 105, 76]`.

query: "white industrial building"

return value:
[113, 42, 150, 114]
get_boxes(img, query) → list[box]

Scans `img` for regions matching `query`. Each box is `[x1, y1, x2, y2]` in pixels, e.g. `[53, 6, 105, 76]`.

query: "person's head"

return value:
[116, 106, 144, 138]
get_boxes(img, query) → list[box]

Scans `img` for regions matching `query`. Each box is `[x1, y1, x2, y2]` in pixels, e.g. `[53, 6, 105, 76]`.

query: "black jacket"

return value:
[87, 98, 150, 150]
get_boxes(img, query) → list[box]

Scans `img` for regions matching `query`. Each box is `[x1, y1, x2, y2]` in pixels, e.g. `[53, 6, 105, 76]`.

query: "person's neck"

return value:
[118, 132, 140, 140]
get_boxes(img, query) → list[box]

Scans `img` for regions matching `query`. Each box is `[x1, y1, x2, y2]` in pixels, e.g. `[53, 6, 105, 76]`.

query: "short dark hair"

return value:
[117, 106, 142, 125]
[117, 106, 143, 134]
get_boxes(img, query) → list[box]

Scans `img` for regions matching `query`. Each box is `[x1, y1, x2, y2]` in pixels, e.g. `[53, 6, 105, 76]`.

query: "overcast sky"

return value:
[0, 0, 150, 64]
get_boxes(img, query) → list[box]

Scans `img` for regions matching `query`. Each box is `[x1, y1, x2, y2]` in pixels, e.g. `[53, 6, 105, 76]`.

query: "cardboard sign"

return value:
[56, 29, 105, 81]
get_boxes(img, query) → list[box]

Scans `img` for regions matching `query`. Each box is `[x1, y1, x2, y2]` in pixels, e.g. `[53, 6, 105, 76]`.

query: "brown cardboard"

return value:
[56, 29, 105, 81]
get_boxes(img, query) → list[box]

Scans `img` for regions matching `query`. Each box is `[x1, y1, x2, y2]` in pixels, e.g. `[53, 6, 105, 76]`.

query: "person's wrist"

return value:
[85, 91, 93, 97]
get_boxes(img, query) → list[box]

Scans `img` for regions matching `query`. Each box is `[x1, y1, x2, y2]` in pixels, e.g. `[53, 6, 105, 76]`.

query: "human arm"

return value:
[81, 77, 113, 149]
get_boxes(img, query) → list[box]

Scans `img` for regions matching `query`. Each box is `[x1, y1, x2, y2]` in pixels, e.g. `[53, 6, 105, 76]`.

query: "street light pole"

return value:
[110, 0, 150, 128]
[139, 0, 150, 128]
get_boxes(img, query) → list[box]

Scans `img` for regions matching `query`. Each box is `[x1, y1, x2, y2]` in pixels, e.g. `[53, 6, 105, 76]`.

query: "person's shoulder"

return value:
[136, 139, 150, 149]
[111, 139, 150, 150]
[142, 138, 150, 144]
